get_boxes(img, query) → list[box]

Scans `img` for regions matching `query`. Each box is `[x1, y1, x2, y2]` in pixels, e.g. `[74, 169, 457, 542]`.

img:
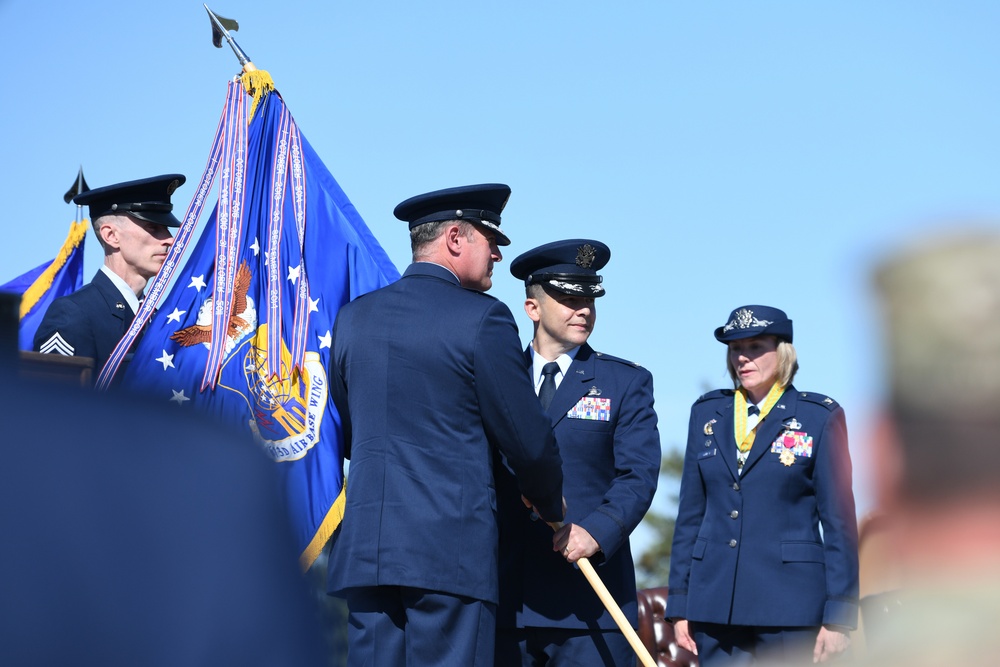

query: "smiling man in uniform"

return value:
[497, 238, 661, 666]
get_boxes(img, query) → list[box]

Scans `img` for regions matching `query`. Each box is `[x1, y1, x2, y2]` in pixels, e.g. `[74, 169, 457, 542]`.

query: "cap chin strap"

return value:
[100, 201, 173, 217]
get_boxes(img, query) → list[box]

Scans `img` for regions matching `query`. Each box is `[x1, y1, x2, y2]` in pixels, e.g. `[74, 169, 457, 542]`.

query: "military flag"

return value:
[115, 73, 399, 568]
[1, 221, 86, 351]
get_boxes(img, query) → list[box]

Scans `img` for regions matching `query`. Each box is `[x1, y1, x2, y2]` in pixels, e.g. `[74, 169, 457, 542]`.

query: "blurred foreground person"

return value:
[859, 231, 1000, 665]
[667, 305, 858, 665]
[0, 298, 326, 666]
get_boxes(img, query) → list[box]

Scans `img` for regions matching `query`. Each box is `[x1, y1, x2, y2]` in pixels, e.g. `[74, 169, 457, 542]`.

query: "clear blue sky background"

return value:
[4, 1, 1000, 552]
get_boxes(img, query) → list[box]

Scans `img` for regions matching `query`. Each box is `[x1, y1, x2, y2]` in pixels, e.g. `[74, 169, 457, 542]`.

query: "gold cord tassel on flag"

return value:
[240, 66, 274, 122]
[20, 220, 88, 318]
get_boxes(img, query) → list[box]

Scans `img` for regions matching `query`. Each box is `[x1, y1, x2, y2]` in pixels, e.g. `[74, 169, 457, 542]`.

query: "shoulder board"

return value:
[797, 391, 839, 410]
[463, 286, 498, 301]
[695, 388, 733, 404]
[593, 350, 643, 368]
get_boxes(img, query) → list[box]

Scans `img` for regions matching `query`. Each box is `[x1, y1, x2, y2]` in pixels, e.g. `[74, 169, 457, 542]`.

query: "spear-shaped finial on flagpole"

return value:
[204, 5, 273, 119]
[63, 166, 90, 224]
[204, 5, 256, 72]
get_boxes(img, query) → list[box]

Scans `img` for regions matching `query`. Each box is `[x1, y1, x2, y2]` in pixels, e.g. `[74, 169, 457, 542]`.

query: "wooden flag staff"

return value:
[549, 521, 658, 667]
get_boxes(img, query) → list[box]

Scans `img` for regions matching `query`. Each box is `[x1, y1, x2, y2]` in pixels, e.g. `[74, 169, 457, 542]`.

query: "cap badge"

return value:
[723, 307, 773, 334]
[576, 244, 597, 268]
[167, 179, 181, 196]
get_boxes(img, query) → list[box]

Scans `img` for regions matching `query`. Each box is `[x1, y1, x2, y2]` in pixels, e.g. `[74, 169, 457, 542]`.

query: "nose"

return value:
[491, 243, 502, 262]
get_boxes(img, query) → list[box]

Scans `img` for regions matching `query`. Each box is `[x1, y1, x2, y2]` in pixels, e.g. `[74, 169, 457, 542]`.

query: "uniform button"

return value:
[732, 482, 740, 491]
[729, 539, 737, 548]
[730, 510, 739, 519]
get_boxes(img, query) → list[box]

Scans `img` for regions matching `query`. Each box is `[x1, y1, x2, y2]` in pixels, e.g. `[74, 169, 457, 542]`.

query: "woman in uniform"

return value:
[666, 305, 858, 665]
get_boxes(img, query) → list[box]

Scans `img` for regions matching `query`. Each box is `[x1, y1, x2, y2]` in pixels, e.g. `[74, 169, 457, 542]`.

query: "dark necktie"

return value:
[538, 361, 560, 410]
[748, 405, 760, 416]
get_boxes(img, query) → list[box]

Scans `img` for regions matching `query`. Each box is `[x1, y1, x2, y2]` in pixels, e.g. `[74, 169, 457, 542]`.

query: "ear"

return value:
[98, 219, 121, 250]
[524, 296, 542, 323]
[871, 409, 904, 512]
[443, 223, 463, 255]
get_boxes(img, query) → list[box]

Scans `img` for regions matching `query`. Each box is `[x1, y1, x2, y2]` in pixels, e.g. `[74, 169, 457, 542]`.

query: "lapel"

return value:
[712, 394, 740, 480]
[92, 270, 135, 331]
[740, 385, 798, 477]
[549, 344, 598, 425]
[524, 344, 599, 426]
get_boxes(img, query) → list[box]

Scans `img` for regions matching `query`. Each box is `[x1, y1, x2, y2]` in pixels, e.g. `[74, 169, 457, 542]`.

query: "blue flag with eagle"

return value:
[118, 76, 399, 569]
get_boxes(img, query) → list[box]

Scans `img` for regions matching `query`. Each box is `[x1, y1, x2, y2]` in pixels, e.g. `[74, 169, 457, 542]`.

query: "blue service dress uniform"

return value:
[666, 386, 859, 661]
[326, 262, 564, 665]
[32, 270, 137, 375]
[496, 343, 661, 663]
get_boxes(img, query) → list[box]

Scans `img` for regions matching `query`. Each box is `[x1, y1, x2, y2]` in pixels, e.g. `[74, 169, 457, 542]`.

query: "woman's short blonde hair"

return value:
[726, 336, 799, 389]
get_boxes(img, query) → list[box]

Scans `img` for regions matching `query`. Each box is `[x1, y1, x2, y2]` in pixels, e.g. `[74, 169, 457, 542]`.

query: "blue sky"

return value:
[4, 1, 1000, 550]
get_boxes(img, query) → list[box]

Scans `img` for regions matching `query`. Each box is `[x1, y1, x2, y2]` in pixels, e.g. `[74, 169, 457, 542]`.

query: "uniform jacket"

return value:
[666, 386, 859, 629]
[326, 262, 564, 605]
[32, 270, 135, 375]
[497, 343, 661, 629]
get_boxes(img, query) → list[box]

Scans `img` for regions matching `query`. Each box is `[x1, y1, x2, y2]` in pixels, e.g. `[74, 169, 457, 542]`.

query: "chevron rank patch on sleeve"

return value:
[38, 332, 75, 356]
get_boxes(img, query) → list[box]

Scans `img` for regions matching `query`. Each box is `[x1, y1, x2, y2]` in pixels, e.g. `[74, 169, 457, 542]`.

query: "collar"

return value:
[100, 265, 141, 313]
[403, 261, 461, 286]
[529, 345, 580, 387]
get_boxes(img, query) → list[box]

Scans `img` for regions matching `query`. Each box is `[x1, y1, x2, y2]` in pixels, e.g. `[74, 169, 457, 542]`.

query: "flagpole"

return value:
[549, 521, 658, 667]
[204, 5, 253, 70]
[203, 5, 273, 119]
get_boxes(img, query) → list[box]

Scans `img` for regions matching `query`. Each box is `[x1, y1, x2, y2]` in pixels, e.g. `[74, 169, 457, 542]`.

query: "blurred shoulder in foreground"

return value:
[0, 332, 327, 665]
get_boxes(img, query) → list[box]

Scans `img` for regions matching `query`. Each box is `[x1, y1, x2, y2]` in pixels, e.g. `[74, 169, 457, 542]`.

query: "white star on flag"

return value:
[318, 330, 332, 349]
[250, 237, 260, 256]
[156, 351, 175, 370]
[188, 275, 207, 292]
[166, 308, 186, 323]
[309, 297, 320, 312]
[288, 264, 302, 284]
[170, 389, 190, 405]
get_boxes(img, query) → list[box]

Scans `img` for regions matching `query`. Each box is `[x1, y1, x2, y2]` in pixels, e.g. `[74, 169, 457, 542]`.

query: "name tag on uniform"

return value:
[567, 396, 611, 421]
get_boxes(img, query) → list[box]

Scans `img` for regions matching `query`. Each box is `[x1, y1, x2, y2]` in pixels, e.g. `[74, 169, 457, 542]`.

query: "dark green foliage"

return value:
[635, 449, 684, 589]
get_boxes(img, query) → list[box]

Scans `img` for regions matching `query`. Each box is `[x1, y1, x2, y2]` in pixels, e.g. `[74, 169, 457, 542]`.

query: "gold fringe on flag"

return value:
[20, 220, 88, 319]
[299, 483, 347, 572]
[240, 66, 275, 123]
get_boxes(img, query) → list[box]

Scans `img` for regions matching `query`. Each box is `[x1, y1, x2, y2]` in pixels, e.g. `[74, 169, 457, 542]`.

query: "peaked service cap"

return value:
[715, 305, 793, 344]
[510, 238, 610, 297]
[393, 183, 511, 246]
[74, 174, 186, 228]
